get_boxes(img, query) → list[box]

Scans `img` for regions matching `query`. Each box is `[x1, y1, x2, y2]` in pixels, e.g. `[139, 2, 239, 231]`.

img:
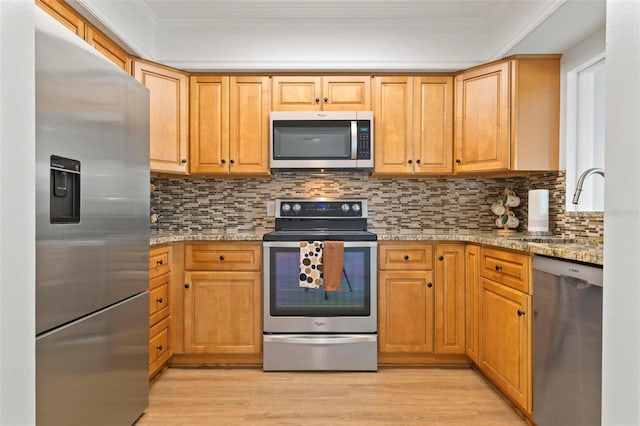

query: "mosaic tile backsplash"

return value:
[150, 170, 603, 241]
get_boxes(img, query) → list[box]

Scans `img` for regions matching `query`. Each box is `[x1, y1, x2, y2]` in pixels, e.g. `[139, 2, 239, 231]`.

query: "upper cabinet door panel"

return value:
[85, 26, 131, 73]
[322, 76, 371, 110]
[133, 60, 189, 174]
[36, 0, 85, 38]
[455, 61, 510, 173]
[272, 76, 322, 111]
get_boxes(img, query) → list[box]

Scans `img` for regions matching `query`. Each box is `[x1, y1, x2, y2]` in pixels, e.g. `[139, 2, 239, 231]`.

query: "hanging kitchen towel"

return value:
[322, 240, 344, 292]
[299, 241, 323, 289]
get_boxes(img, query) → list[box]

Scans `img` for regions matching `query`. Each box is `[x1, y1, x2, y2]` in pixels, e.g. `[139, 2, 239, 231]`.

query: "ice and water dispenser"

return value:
[50, 155, 80, 224]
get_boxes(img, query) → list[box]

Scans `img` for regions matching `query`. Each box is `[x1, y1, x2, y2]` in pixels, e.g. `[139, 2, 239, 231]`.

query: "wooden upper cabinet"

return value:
[190, 76, 270, 176]
[373, 76, 414, 174]
[190, 76, 230, 174]
[413, 76, 453, 174]
[272, 76, 370, 111]
[36, 0, 85, 38]
[85, 26, 131, 73]
[454, 55, 560, 174]
[133, 60, 189, 174]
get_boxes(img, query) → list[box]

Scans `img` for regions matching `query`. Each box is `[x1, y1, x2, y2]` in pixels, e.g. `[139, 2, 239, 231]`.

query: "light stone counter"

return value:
[150, 231, 603, 266]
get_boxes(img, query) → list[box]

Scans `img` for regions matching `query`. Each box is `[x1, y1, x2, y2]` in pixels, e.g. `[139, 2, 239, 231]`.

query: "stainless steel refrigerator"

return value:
[35, 9, 150, 426]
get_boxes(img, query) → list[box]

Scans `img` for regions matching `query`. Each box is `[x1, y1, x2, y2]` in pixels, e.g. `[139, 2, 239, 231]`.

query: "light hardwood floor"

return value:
[136, 367, 528, 425]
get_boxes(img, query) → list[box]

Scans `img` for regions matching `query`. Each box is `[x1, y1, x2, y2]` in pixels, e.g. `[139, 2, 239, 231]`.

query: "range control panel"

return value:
[275, 199, 368, 218]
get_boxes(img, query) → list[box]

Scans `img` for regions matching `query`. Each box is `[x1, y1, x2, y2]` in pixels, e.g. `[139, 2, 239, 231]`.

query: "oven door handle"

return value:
[264, 335, 376, 345]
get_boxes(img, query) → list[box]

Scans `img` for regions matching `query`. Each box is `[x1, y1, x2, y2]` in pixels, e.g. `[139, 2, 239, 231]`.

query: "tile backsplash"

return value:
[151, 170, 603, 240]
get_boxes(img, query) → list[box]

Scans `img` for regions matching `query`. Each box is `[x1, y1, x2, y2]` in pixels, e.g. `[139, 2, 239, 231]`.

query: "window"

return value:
[566, 57, 605, 212]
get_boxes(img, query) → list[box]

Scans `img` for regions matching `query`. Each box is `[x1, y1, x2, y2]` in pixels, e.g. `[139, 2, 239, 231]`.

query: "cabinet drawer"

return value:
[150, 245, 171, 278]
[379, 243, 433, 270]
[149, 316, 170, 366]
[480, 248, 530, 293]
[149, 274, 170, 326]
[185, 243, 261, 271]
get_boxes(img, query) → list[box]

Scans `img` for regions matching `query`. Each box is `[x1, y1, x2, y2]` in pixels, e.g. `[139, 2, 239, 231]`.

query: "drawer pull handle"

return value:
[184, 283, 190, 289]
[156, 297, 163, 304]
[156, 345, 163, 351]
[404, 255, 409, 260]
[427, 282, 433, 288]
[517, 309, 525, 317]
[495, 265, 503, 271]
[156, 259, 163, 265]
[219, 255, 225, 261]
[438, 256, 444, 261]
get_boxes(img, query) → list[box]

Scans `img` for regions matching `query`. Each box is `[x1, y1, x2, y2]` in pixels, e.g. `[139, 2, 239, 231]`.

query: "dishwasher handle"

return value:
[533, 255, 603, 287]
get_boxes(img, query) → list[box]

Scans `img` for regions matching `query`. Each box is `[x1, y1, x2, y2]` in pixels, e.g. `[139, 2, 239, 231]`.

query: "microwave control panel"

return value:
[356, 120, 371, 160]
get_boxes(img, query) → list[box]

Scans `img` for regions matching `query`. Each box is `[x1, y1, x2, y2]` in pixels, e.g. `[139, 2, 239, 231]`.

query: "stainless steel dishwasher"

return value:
[533, 255, 603, 426]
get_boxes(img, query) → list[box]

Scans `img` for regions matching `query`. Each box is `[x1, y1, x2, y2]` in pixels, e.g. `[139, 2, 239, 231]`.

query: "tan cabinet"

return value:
[133, 60, 189, 174]
[149, 245, 173, 379]
[373, 76, 453, 175]
[454, 55, 560, 174]
[85, 26, 131, 73]
[378, 242, 435, 357]
[434, 244, 465, 354]
[183, 242, 262, 356]
[476, 246, 532, 413]
[190, 76, 270, 176]
[272, 76, 371, 111]
[36, 0, 85, 38]
[464, 245, 480, 364]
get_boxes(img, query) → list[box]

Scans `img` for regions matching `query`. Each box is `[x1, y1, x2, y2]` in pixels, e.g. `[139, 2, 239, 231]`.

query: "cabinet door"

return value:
[85, 26, 131, 73]
[413, 76, 453, 174]
[454, 61, 510, 173]
[373, 76, 413, 174]
[133, 60, 189, 174]
[465, 245, 480, 363]
[322, 76, 371, 110]
[183, 271, 261, 354]
[189, 76, 230, 174]
[36, 0, 85, 38]
[229, 76, 271, 175]
[272, 76, 322, 111]
[479, 277, 531, 411]
[434, 244, 465, 354]
[378, 271, 434, 354]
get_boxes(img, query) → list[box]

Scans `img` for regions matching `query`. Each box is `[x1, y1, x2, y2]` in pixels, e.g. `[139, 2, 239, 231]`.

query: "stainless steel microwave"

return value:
[270, 111, 374, 169]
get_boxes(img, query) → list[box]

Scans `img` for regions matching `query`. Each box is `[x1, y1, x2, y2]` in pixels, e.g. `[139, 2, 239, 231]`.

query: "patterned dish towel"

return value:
[299, 241, 323, 288]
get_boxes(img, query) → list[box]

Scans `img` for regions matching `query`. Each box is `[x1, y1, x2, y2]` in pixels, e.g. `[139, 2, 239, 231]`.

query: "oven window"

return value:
[273, 120, 351, 159]
[269, 247, 371, 316]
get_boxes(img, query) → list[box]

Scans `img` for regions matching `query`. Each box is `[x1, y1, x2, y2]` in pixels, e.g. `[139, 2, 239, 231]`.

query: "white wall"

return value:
[0, 0, 36, 424]
[602, 0, 640, 424]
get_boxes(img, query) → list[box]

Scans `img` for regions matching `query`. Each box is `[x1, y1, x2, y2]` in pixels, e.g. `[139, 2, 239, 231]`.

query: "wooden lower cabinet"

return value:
[464, 245, 480, 364]
[478, 276, 531, 413]
[149, 244, 173, 379]
[434, 244, 465, 354]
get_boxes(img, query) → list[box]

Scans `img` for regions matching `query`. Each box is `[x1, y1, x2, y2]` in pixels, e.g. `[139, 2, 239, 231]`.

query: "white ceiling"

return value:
[70, 0, 605, 72]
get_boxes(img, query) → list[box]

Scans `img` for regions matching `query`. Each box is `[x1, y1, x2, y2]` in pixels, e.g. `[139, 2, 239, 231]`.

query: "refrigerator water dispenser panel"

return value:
[50, 155, 80, 224]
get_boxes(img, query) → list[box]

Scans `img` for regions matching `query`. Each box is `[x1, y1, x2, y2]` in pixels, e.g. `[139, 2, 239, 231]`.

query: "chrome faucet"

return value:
[572, 168, 605, 204]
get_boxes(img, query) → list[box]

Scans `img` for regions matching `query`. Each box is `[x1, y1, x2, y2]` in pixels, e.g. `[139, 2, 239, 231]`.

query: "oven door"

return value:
[263, 241, 377, 333]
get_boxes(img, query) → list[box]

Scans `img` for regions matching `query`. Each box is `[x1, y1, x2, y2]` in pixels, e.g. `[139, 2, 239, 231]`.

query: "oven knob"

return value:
[292, 203, 302, 213]
[351, 203, 361, 213]
[281, 203, 291, 213]
[341, 203, 350, 212]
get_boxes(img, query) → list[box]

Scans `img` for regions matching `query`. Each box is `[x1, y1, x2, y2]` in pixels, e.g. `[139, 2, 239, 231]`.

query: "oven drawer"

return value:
[263, 334, 377, 371]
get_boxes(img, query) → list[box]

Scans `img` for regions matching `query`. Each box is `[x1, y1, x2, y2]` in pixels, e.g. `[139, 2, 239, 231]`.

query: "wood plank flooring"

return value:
[136, 367, 528, 425]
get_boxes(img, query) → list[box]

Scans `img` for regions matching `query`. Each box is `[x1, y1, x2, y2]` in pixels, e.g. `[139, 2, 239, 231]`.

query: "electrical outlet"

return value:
[266, 201, 275, 217]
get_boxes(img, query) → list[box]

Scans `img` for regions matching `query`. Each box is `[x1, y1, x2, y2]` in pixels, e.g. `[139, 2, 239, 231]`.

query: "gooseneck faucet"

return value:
[572, 168, 605, 204]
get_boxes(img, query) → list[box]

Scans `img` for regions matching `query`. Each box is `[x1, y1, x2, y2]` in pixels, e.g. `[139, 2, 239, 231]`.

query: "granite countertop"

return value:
[150, 231, 603, 265]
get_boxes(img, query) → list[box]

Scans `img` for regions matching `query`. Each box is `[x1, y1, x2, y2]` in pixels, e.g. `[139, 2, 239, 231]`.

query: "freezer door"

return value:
[36, 292, 149, 426]
[35, 12, 150, 334]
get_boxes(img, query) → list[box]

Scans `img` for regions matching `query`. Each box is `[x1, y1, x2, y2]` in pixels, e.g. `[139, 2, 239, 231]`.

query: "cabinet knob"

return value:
[323, 97, 328, 103]
[495, 265, 503, 271]
[184, 283, 190, 289]
[221, 159, 226, 164]
[219, 255, 225, 261]
[438, 256, 444, 261]
[427, 282, 433, 288]
[181, 158, 187, 164]
[230, 159, 235, 164]
[156, 345, 163, 351]
[455, 159, 461, 164]
[156, 297, 163, 304]
[404, 255, 409, 260]
[517, 309, 526, 317]
[416, 159, 421, 164]
[315, 97, 320, 103]
[408, 159, 413, 164]
[156, 259, 163, 265]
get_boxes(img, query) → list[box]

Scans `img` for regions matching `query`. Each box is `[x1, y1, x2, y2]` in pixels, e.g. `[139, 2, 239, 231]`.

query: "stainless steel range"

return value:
[262, 199, 377, 371]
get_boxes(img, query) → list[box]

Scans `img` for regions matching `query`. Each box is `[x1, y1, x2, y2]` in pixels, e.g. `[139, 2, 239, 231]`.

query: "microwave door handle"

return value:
[351, 121, 357, 159]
